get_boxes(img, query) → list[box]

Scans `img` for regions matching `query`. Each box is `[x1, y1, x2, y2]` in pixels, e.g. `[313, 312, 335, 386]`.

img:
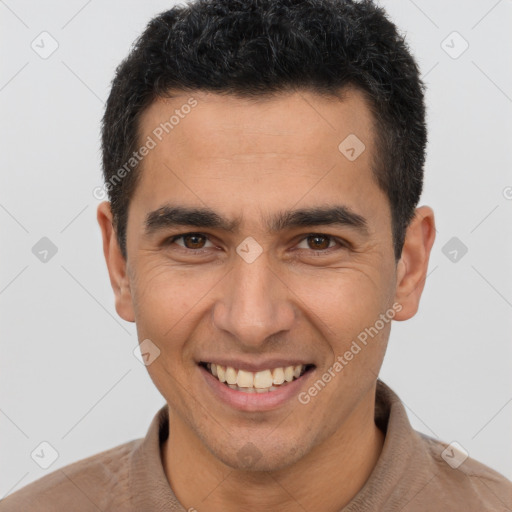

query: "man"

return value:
[2, 0, 511, 510]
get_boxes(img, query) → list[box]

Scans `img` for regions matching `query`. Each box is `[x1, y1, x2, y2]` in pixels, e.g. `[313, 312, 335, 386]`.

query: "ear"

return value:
[96, 201, 135, 323]
[393, 206, 436, 321]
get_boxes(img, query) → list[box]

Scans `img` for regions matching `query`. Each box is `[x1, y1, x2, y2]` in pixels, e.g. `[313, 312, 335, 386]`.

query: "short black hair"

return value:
[101, 0, 426, 260]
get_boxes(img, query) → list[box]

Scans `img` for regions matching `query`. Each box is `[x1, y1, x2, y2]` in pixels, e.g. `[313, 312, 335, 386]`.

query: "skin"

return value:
[97, 88, 435, 512]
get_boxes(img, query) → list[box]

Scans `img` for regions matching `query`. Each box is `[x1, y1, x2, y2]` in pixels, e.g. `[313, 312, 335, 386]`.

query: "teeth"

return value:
[207, 363, 308, 390]
[217, 365, 226, 383]
[225, 366, 237, 385]
[272, 367, 285, 385]
[236, 369, 254, 388]
[254, 369, 273, 388]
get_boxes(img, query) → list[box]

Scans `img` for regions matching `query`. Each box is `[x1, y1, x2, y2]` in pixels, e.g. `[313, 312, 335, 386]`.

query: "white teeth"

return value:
[272, 367, 285, 385]
[216, 365, 226, 383]
[236, 369, 254, 388]
[207, 363, 308, 390]
[254, 369, 273, 388]
[225, 366, 237, 385]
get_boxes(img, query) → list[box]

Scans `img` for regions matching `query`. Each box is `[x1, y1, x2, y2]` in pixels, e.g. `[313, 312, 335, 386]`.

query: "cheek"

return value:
[129, 265, 209, 406]
[288, 264, 390, 335]
[130, 261, 221, 341]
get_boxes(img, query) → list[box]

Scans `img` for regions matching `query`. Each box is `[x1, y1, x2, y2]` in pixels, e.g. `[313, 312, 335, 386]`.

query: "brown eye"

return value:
[181, 233, 207, 249]
[305, 234, 333, 250]
[168, 233, 214, 250]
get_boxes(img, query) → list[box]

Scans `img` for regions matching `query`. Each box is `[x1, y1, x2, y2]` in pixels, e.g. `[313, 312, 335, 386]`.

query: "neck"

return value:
[162, 384, 384, 512]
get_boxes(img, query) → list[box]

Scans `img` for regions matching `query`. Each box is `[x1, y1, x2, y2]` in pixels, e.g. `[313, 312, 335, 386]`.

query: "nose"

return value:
[212, 252, 296, 350]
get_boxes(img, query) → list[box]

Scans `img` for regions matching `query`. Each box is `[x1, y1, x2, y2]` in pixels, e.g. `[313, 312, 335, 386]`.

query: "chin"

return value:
[208, 438, 307, 473]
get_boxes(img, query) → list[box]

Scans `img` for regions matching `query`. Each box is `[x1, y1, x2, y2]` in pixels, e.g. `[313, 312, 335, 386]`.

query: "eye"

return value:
[167, 233, 215, 250]
[296, 234, 344, 252]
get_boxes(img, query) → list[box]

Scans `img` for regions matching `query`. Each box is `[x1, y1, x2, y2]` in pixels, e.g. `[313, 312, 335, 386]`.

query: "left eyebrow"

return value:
[144, 203, 369, 236]
[268, 205, 369, 235]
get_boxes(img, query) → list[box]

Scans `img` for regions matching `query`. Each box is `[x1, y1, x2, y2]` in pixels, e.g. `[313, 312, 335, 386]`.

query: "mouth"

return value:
[198, 361, 315, 393]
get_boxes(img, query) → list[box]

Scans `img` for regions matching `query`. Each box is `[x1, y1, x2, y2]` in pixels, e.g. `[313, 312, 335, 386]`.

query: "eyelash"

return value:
[164, 232, 348, 256]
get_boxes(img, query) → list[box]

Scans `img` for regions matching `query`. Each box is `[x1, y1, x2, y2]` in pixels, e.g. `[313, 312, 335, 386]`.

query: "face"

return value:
[98, 88, 432, 472]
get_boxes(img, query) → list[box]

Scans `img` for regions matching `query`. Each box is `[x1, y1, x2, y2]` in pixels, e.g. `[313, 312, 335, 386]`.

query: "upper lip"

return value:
[198, 358, 314, 373]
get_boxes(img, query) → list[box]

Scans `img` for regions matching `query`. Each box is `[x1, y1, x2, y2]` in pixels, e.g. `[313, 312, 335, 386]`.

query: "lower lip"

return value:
[199, 365, 315, 412]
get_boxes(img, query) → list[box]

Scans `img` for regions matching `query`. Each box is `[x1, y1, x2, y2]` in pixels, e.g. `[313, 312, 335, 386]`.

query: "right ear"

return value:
[96, 201, 135, 323]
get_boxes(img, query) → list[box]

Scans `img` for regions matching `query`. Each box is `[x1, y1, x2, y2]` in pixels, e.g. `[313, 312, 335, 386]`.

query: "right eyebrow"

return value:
[144, 205, 240, 236]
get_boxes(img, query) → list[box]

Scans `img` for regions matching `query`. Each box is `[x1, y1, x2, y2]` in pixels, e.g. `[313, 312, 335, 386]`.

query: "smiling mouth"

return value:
[199, 362, 315, 393]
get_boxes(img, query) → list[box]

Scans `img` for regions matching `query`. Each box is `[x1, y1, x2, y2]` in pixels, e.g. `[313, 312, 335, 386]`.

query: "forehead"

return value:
[140, 87, 375, 157]
[130, 88, 387, 232]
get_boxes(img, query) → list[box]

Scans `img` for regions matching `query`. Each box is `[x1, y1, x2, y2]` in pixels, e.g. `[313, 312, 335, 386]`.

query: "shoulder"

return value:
[417, 431, 512, 510]
[0, 438, 142, 512]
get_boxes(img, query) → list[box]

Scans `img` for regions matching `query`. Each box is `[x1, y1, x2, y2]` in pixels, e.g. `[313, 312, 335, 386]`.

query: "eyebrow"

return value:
[144, 204, 369, 236]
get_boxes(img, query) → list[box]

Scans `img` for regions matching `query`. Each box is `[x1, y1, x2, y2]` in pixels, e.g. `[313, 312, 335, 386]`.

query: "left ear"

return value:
[393, 206, 436, 321]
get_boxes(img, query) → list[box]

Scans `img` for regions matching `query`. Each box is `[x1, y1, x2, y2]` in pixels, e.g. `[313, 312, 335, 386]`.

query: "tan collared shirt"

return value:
[1, 380, 511, 511]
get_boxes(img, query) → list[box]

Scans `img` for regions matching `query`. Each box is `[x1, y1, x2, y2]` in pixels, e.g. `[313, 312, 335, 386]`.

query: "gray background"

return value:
[1, 0, 511, 498]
